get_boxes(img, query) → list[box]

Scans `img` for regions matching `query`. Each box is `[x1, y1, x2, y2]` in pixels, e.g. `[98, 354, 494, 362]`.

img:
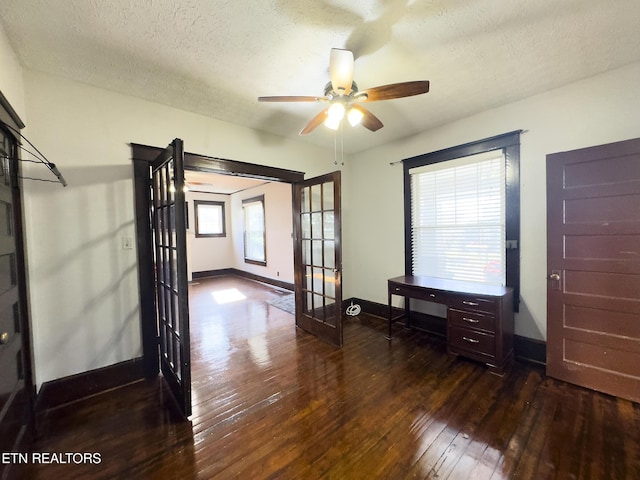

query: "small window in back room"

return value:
[194, 200, 226, 237]
[243, 195, 266, 266]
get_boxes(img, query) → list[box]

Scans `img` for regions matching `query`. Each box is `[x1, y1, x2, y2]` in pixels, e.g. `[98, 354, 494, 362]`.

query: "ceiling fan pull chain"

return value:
[333, 123, 344, 166]
[340, 123, 345, 166]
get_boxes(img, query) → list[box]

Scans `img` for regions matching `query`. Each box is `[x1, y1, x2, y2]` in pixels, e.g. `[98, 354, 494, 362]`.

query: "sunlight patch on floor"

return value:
[211, 288, 247, 304]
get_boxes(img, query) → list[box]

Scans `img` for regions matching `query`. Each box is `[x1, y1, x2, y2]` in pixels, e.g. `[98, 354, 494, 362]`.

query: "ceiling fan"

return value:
[258, 48, 430, 135]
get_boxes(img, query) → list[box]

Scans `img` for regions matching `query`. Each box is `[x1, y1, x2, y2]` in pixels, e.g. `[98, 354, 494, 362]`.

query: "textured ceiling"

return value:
[1, 0, 639, 153]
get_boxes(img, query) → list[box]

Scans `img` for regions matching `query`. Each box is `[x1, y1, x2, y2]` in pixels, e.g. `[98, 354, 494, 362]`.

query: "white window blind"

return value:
[410, 150, 506, 285]
[243, 197, 266, 264]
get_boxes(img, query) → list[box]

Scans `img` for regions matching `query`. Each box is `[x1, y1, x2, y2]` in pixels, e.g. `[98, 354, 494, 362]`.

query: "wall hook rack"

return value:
[0, 119, 67, 187]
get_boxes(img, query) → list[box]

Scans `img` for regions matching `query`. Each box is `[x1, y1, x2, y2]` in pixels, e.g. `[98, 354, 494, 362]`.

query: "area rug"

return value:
[268, 293, 295, 315]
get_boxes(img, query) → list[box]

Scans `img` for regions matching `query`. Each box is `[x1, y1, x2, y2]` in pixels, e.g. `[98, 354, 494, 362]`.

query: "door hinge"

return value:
[506, 240, 518, 249]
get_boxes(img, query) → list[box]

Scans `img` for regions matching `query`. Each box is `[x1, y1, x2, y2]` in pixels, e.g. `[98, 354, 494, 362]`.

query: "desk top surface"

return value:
[389, 275, 512, 298]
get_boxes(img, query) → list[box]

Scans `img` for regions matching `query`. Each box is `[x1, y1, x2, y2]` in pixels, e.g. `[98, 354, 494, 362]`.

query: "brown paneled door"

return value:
[294, 172, 343, 347]
[151, 139, 191, 417]
[546, 138, 640, 402]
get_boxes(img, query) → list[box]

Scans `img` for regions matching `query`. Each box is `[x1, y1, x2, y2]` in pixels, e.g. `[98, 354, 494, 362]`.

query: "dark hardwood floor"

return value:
[12, 276, 640, 479]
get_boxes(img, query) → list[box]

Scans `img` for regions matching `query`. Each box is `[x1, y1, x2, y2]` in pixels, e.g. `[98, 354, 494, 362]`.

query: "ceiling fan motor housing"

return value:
[324, 81, 361, 99]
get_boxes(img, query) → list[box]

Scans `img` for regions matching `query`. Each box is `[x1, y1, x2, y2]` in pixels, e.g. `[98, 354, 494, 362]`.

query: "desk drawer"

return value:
[389, 283, 443, 302]
[449, 296, 496, 314]
[448, 326, 495, 358]
[448, 308, 496, 333]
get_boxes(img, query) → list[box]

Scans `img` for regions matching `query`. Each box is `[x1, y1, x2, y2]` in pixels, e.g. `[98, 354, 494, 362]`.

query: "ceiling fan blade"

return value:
[350, 105, 383, 132]
[299, 108, 329, 135]
[258, 95, 326, 103]
[358, 81, 430, 102]
[329, 48, 354, 95]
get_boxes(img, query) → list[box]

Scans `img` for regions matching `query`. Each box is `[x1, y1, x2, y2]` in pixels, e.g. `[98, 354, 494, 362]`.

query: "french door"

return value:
[150, 139, 192, 417]
[0, 119, 33, 479]
[293, 171, 343, 347]
[546, 137, 640, 402]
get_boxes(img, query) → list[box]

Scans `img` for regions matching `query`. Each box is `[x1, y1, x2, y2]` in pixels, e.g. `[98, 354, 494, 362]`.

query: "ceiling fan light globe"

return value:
[347, 107, 364, 126]
[329, 102, 345, 117]
[324, 116, 341, 130]
[325, 103, 345, 130]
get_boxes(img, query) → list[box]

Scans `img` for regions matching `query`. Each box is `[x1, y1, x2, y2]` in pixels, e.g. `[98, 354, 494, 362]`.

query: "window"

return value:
[410, 151, 505, 285]
[194, 200, 226, 237]
[404, 131, 520, 309]
[243, 195, 266, 265]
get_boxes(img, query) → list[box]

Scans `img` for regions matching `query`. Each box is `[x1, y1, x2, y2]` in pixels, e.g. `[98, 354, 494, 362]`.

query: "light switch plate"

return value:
[122, 236, 133, 250]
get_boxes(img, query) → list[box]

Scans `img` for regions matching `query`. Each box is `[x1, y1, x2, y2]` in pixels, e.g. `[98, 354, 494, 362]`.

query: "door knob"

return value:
[0, 332, 8, 344]
[548, 273, 561, 281]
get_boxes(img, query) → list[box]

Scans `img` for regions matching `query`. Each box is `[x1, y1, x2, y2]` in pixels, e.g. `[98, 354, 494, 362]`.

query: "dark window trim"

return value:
[194, 199, 226, 238]
[402, 130, 521, 311]
[244, 258, 267, 267]
[242, 195, 266, 266]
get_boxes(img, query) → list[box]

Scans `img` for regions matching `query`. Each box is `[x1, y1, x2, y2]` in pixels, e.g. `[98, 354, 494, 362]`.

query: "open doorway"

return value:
[132, 141, 343, 417]
[184, 171, 295, 296]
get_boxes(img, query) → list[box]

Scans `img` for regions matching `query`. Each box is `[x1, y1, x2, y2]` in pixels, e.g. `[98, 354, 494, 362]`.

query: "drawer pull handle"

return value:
[463, 317, 479, 324]
[463, 301, 479, 306]
[429, 294, 436, 298]
[463, 336, 480, 344]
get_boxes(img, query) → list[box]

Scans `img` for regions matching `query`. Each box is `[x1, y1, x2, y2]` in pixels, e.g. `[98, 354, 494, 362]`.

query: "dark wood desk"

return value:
[388, 275, 514, 374]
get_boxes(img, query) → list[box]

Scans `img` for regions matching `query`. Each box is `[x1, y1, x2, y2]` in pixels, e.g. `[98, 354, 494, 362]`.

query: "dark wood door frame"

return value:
[131, 143, 304, 378]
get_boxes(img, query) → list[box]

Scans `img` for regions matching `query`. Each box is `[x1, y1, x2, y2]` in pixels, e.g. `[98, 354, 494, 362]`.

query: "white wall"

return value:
[186, 191, 233, 276]
[20, 69, 335, 388]
[0, 22, 25, 120]
[346, 61, 640, 341]
[230, 181, 294, 283]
